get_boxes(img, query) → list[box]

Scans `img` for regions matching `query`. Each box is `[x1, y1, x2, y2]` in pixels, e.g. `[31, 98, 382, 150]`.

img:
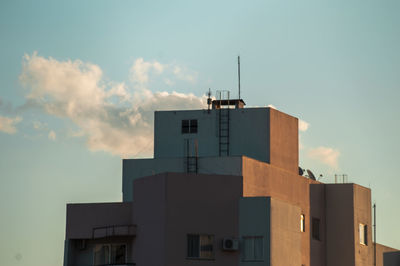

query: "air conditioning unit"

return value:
[222, 238, 239, 251]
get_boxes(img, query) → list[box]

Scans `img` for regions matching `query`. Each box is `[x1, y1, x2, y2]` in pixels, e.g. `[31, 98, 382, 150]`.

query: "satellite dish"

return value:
[298, 167, 304, 176]
[307, 169, 316, 180]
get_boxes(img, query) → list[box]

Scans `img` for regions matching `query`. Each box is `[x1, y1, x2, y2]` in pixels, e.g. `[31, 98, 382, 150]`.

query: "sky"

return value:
[1, 0, 400, 265]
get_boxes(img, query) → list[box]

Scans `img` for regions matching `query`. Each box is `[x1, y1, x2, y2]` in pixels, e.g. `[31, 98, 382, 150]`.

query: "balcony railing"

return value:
[92, 224, 137, 239]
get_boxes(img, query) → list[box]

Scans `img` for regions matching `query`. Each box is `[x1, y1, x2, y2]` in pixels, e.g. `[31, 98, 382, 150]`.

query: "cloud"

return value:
[307, 146, 340, 169]
[130, 58, 197, 88]
[48, 130, 56, 141]
[299, 119, 309, 132]
[20, 53, 206, 157]
[0, 115, 22, 134]
[130, 58, 165, 86]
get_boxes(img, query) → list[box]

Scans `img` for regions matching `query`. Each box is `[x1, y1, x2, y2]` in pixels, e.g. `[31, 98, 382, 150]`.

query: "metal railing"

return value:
[92, 224, 137, 239]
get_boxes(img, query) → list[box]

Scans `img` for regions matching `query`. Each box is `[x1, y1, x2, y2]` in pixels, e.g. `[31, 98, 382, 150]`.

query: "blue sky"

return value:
[1, 1, 400, 265]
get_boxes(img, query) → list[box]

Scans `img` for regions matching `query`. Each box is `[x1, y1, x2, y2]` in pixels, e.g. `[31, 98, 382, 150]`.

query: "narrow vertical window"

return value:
[300, 214, 305, 232]
[182, 120, 190, 133]
[359, 224, 368, 245]
[187, 234, 214, 259]
[242, 236, 264, 261]
[190, 119, 198, 133]
[312, 218, 320, 240]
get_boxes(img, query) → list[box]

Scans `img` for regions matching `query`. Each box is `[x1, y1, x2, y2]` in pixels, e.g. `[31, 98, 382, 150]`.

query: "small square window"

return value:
[300, 214, 305, 232]
[187, 234, 214, 259]
[242, 236, 264, 261]
[312, 218, 320, 240]
[359, 224, 368, 245]
[182, 119, 198, 134]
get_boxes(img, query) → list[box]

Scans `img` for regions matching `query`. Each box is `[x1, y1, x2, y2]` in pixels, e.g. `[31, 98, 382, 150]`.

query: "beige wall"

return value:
[270, 198, 302, 266]
[354, 185, 373, 266]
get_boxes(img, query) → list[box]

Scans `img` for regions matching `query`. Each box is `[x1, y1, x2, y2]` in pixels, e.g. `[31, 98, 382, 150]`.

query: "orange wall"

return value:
[269, 108, 299, 174]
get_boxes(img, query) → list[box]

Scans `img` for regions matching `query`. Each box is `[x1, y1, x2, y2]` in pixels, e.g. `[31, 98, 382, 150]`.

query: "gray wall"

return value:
[154, 108, 271, 162]
[239, 197, 270, 266]
[122, 156, 243, 201]
[384, 251, 400, 266]
[66, 202, 133, 239]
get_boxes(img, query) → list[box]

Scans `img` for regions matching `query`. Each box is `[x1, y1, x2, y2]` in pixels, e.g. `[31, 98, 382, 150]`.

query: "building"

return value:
[63, 97, 399, 266]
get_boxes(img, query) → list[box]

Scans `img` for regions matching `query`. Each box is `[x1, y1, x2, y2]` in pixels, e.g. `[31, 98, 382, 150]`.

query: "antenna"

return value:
[207, 88, 212, 112]
[238, 56, 241, 99]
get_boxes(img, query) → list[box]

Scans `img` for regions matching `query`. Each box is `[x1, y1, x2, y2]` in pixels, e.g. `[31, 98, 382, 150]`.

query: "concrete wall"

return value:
[164, 173, 242, 266]
[269, 108, 298, 174]
[132, 174, 167, 266]
[239, 197, 270, 266]
[270, 198, 302, 266]
[132, 172, 243, 266]
[123, 156, 242, 201]
[310, 184, 326, 266]
[153, 107, 298, 173]
[242, 156, 319, 266]
[66, 202, 132, 239]
[353, 184, 373, 266]
[325, 184, 355, 266]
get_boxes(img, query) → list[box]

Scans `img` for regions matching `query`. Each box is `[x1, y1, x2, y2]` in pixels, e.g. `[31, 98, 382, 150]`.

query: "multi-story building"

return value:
[63, 98, 399, 266]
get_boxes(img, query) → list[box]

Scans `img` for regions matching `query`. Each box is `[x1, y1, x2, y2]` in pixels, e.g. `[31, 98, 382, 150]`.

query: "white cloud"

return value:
[299, 119, 309, 132]
[20, 53, 206, 158]
[130, 58, 197, 89]
[0, 115, 22, 134]
[48, 130, 56, 141]
[130, 58, 165, 86]
[307, 146, 340, 169]
[172, 65, 197, 83]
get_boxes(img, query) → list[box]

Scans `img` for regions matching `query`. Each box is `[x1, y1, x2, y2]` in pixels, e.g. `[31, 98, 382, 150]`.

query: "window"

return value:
[93, 244, 126, 266]
[300, 214, 305, 232]
[359, 224, 368, 245]
[242, 236, 264, 261]
[182, 119, 198, 134]
[187, 234, 214, 259]
[312, 218, 320, 240]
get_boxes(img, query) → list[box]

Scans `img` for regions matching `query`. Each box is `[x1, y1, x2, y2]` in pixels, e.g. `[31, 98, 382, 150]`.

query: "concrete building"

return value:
[63, 98, 399, 266]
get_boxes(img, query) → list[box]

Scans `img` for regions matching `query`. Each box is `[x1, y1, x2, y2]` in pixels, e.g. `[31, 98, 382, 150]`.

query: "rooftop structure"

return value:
[63, 100, 399, 266]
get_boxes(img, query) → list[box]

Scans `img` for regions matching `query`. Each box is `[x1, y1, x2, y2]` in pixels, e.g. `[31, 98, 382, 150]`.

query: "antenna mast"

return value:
[238, 56, 241, 99]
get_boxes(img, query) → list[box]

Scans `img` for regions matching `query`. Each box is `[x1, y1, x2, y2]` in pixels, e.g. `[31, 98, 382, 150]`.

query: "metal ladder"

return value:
[185, 139, 198, 173]
[218, 91, 230, 156]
